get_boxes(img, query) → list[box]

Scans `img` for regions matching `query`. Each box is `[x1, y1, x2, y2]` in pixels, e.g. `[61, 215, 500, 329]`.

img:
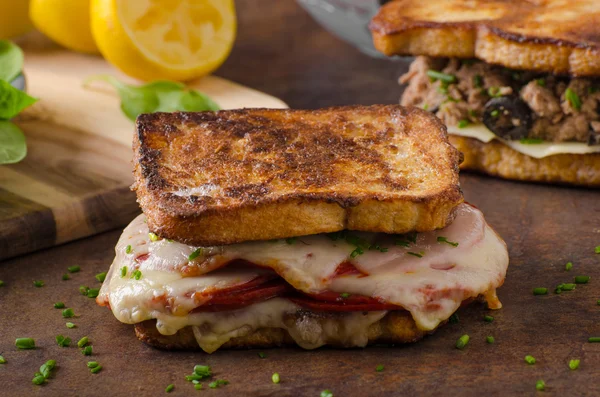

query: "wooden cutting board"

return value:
[0, 37, 287, 261]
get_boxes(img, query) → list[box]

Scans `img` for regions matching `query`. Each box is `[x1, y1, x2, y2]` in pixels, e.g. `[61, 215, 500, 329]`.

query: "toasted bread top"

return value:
[370, 0, 600, 76]
[133, 106, 463, 243]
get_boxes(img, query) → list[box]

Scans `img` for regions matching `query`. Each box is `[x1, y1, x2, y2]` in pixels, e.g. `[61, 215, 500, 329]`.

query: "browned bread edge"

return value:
[134, 310, 433, 351]
[450, 135, 600, 187]
[133, 106, 464, 246]
[370, 1, 600, 76]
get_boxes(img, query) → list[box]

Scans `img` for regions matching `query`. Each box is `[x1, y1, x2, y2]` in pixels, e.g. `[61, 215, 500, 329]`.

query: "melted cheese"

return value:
[99, 204, 509, 352]
[448, 124, 600, 158]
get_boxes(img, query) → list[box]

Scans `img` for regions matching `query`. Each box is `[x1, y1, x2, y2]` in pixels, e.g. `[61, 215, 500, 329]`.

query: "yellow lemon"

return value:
[0, 1, 33, 39]
[91, 0, 236, 82]
[30, 0, 98, 53]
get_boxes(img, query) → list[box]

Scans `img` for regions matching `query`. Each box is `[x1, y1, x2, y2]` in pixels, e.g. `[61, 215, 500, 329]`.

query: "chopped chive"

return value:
[15, 338, 35, 349]
[484, 315, 494, 323]
[525, 355, 536, 365]
[597, 299, 600, 306]
[575, 276, 590, 284]
[456, 334, 469, 349]
[33, 280, 44, 288]
[120, 266, 127, 278]
[350, 247, 363, 258]
[423, 103, 429, 111]
[426, 70, 457, 83]
[376, 364, 384, 372]
[193, 365, 211, 377]
[560, 283, 576, 291]
[565, 88, 581, 110]
[321, 391, 333, 397]
[490, 109, 499, 118]
[95, 273, 107, 283]
[148, 232, 159, 242]
[56, 335, 71, 347]
[79, 285, 89, 295]
[131, 270, 142, 280]
[449, 313, 459, 324]
[519, 138, 544, 144]
[565, 262, 573, 271]
[569, 359, 580, 370]
[536, 78, 546, 87]
[437, 236, 459, 247]
[340, 293, 350, 299]
[188, 248, 203, 261]
[0, 356, 5, 364]
[457, 119, 469, 128]
[194, 384, 202, 390]
[589, 337, 600, 343]
[67, 266, 80, 273]
[82, 346, 93, 356]
[87, 361, 99, 368]
[595, 245, 600, 254]
[77, 337, 89, 348]
[54, 302, 65, 309]
[87, 288, 100, 298]
[0, 280, 4, 287]
[533, 288, 548, 295]
[62, 308, 74, 318]
[32, 375, 46, 385]
[90, 365, 102, 374]
[125, 245, 133, 254]
[209, 380, 229, 389]
[486, 336, 495, 344]
[62, 273, 70, 281]
[487, 86, 501, 97]
[258, 352, 267, 359]
[165, 383, 174, 393]
[66, 322, 76, 329]
[272, 373, 280, 384]
[285, 237, 297, 245]
[407, 251, 424, 258]
[536, 380, 545, 391]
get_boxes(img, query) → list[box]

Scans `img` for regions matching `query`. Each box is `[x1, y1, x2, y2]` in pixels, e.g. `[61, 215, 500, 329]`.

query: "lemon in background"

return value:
[30, 0, 98, 54]
[91, 0, 236, 82]
[0, 2, 33, 39]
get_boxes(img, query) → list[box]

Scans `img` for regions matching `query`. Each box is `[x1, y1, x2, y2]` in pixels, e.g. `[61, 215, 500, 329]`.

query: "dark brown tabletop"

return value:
[1, 1, 600, 396]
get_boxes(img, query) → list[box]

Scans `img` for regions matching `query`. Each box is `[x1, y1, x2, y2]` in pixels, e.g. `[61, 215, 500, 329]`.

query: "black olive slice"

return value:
[482, 96, 533, 140]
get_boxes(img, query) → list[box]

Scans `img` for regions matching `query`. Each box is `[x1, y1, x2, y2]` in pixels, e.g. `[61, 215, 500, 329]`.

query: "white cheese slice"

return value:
[447, 124, 600, 159]
[99, 204, 509, 351]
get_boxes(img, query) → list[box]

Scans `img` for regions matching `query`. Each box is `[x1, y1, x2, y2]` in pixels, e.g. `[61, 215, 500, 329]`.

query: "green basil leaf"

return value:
[0, 40, 24, 83]
[0, 121, 27, 164]
[84, 75, 220, 121]
[0, 80, 37, 120]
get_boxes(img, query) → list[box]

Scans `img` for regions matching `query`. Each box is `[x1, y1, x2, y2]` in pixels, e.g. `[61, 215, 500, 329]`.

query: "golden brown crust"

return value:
[450, 135, 600, 187]
[134, 310, 431, 350]
[370, 0, 600, 76]
[133, 105, 463, 246]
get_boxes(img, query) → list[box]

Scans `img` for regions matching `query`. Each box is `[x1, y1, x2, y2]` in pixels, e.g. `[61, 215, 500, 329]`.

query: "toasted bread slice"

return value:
[133, 105, 463, 246]
[134, 310, 431, 351]
[370, 0, 600, 76]
[450, 135, 600, 186]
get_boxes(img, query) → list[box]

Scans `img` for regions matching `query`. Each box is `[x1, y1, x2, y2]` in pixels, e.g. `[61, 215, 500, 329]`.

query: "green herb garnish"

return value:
[565, 261, 573, 271]
[15, 337, 35, 349]
[484, 315, 494, 323]
[125, 245, 133, 254]
[272, 373, 280, 384]
[339, 293, 351, 299]
[258, 352, 267, 359]
[56, 335, 71, 347]
[131, 269, 142, 280]
[422, 103, 429, 111]
[486, 336, 495, 344]
[569, 359, 580, 370]
[79, 286, 89, 295]
[62, 273, 70, 281]
[87, 288, 100, 298]
[90, 365, 102, 374]
[95, 272, 107, 283]
[519, 138, 544, 144]
[208, 380, 229, 389]
[589, 337, 600, 343]
[437, 236, 459, 247]
[525, 355, 536, 365]
[456, 334, 469, 349]
[194, 365, 211, 377]
[457, 119, 469, 128]
[407, 251, 424, 258]
[194, 384, 202, 390]
[77, 337, 89, 348]
[165, 384, 174, 393]
[321, 391, 334, 397]
[490, 109, 499, 118]
[33, 280, 44, 288]
[487, 86, 502, 97]
[565, 88, 581, 110]
[536, 380, 545, 391]
[426, 70, 457, 84]
[82, 346, 93, 356]
[0, 355, 5, 364]
[84, 75, 220, 122]
[375, 364, 384, 372]
[533, 288, 548, 295]
[54, 302, 65, 309]
[473, 75, 483, 88]
[595, 245, 600, 254]
[120, 266, 128, 278]
[0, 280, 3, 287]
[62, 308, 74, 318]
[67, 266, 80, 273]
[87, 361, 99, 368]
[66, 322, 76, 329]
[536, 78, 546, 87]
[575, 275, 590, 284]
[188, 248, 203, 261]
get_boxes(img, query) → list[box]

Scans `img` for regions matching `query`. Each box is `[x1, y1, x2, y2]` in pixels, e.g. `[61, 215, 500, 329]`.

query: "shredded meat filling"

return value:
[400, 56, 600, 144]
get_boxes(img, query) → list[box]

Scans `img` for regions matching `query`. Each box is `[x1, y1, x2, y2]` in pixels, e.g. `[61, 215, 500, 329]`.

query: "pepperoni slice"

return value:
[192, 279, 290, 312]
